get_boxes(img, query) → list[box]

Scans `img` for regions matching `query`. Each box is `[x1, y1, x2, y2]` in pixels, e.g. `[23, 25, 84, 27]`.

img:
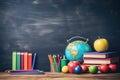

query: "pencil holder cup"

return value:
[50, 63, 60, 72]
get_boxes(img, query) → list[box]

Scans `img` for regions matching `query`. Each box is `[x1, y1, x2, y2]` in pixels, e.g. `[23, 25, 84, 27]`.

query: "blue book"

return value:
[8, 70, 44, 74]
[32, 53, 37, 70]
[84, 52, 118, 58]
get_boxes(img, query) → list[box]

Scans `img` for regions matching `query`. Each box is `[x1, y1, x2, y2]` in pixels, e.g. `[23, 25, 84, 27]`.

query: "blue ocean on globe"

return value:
[65, 40, 92, 61]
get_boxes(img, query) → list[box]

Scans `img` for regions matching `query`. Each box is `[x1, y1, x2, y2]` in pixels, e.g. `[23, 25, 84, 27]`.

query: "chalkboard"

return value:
[0, 0, 120, 71]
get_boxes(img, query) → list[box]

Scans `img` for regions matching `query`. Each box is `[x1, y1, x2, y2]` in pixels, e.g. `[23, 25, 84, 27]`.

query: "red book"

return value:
[28, 53, 32, 70]
[83, 57, 119, 64]
[20, 52, 24, 70]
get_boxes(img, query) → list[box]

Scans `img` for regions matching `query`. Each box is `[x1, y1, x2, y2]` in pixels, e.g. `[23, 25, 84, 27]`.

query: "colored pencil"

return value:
[48, 55, 54, 72]
[53, 55, 59, 72]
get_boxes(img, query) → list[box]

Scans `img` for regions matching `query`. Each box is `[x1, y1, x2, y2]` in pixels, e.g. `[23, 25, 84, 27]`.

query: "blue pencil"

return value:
[32, 53, 37, 70]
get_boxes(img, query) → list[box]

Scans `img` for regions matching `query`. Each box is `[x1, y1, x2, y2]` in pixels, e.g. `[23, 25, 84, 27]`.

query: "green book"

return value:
[12, 51, 17, 70]
[16, 52, 20, 70]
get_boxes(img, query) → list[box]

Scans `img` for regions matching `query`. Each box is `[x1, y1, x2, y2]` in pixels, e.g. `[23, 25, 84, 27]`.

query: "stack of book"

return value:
[83, 52, 119, 66]
[12, 51, 36, 70]
[6, 51, 44, 74]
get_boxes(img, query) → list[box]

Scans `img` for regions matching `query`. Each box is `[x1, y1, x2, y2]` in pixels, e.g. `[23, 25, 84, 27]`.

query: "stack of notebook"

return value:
[83, 52, 119, 66]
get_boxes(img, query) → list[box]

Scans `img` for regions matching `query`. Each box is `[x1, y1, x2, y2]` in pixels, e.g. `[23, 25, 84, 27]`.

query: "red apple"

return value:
[109, 64, 117, 72]
[81, 65, 88, 73]
[68, 61, 80, 73]
[99, 64, 109, 73]
[72, 61, 80, 65]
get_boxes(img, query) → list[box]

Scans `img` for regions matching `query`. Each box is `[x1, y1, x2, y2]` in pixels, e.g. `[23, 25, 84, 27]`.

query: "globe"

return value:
[65, 40, 92, 61]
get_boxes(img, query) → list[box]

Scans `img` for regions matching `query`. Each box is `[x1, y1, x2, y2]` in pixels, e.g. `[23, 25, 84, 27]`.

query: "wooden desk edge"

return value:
[0, 72, 120, 80]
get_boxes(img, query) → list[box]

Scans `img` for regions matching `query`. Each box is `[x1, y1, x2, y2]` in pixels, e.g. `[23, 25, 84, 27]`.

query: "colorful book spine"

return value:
[28, 53, 32, 70]
[16, 52, 20, 70]
[20, 52, 24, 70]
[83, 57, 119, 64]
[12, 51, 17, 70]
[12, 51, 36, 70]
[32, 53, 36, 70]
[24, 52, 28, 70]
[84, 52, 117, 58]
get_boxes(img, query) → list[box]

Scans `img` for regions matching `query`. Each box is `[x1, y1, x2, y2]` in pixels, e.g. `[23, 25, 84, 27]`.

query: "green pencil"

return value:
[53, 55, 59, 72]
[12, 51, 17, 70]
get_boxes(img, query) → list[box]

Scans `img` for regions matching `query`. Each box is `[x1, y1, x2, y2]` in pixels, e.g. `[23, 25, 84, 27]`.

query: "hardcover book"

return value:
[83, 57, 119, 64]
[83, 52, 118, 58]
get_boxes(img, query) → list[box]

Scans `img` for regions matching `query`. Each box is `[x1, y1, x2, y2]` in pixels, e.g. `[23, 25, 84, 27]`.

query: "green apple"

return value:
[88, 66, 98, 74]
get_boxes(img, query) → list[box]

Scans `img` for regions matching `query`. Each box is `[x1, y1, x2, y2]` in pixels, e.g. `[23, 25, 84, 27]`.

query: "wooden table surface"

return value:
[0, 72, 120, 80]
